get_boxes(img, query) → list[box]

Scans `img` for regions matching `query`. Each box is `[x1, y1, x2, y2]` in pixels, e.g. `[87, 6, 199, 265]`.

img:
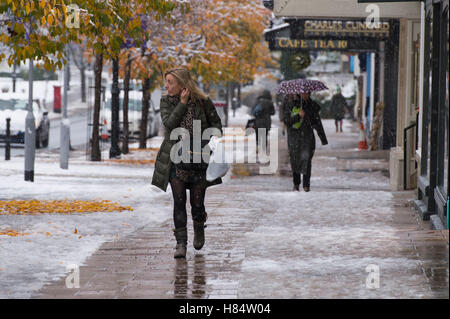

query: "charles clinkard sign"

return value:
[302, 19, 390, 38]
[265, 18, 395, 51]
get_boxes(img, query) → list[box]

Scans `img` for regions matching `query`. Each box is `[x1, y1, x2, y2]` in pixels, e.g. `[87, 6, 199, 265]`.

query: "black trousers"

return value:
[293, 159, 312, 187]
[170, 175, 207, 229]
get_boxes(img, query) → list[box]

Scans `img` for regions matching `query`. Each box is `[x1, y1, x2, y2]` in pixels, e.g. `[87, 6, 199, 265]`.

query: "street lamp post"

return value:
[60, 47, 70, 169]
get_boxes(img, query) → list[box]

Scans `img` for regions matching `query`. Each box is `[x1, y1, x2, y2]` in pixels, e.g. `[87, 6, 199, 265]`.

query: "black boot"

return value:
[193, 212, 207, 250]
[173, 227, 187, 258]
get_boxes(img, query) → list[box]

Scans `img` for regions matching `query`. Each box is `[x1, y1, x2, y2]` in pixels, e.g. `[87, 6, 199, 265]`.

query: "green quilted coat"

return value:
[151, 95, 223, 192]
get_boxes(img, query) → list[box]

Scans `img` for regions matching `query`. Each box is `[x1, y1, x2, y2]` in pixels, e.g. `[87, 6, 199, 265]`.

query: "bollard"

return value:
[5, 118, 11, 160]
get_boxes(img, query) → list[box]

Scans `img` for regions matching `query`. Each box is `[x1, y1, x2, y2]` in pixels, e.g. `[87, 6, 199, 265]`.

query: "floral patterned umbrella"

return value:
[276, 78, 328, 95]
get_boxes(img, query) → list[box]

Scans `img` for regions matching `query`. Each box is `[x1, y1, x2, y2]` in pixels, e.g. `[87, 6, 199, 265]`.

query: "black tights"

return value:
[170, 177, 207, 229]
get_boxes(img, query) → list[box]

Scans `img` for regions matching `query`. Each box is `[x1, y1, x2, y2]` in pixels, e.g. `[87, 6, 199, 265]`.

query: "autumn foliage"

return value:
[125, 0, 276, 86]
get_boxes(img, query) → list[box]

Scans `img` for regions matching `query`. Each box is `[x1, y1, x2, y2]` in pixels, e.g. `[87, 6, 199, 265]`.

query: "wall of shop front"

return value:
[415, 0, 449, 230]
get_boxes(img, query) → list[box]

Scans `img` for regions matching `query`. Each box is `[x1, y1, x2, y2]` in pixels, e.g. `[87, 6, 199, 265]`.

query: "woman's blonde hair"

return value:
[164, 67, 208, 101]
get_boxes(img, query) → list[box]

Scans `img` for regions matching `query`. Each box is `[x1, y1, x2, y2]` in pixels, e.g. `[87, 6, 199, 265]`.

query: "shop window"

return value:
[440, 8, 449, 196]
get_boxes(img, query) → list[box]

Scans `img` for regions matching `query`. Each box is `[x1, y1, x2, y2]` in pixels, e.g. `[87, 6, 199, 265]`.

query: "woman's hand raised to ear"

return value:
[180, 87, 190, 104]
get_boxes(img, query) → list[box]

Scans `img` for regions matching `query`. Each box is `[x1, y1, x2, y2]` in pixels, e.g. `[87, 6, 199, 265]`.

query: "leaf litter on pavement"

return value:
[0, 200, 134, 215]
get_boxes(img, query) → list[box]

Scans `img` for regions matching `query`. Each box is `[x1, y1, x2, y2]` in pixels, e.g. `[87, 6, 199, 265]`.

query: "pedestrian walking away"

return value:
[330, 86, 347, 133]
[282, 93, 328, 192]
[252, 89, 275, 152]
[151, 67, 223, 259]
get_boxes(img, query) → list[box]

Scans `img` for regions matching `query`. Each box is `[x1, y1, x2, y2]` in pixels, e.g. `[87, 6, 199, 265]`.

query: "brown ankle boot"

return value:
[193, 212, 207, 250]
[173, 227, 187, 258]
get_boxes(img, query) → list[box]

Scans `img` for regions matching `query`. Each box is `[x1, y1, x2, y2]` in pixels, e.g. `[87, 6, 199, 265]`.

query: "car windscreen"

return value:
[0, 99, 28, 111]
[106, 98, 142, 112]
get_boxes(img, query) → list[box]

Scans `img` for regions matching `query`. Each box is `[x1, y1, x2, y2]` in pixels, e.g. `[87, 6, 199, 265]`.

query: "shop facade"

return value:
[414, 0, 449, 229]
[265, 17, 400, 150]
[268, 1, 448, 228]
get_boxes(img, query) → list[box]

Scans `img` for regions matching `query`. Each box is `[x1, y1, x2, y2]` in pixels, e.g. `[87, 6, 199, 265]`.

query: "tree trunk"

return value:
[139, 76, 150, 149]
[224, 82, 230, 127]
[12, 63, 16, 93]
[121, 54, 132, 154]
[237, 81, 241, 108]
[67, 62, 71, 91]
[109, 57, 121, 159]
[91, 51, 103, 161]
[80, 67, 86, 103]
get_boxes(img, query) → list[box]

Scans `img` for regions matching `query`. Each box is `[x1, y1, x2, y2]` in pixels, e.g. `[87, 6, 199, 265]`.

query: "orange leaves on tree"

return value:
[1, 0, 70, 70]
[140, 0, 276, 85]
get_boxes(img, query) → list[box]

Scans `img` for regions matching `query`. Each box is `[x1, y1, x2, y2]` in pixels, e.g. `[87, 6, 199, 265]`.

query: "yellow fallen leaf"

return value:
[74, 228, 78, 234]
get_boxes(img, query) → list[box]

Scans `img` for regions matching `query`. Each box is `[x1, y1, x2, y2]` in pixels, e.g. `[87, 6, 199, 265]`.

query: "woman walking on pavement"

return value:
[282, 92, 328, 192]
[151, 68, 223, 258]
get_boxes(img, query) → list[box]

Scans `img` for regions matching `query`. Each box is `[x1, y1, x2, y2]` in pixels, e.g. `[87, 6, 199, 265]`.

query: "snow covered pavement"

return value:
[0, 138, 173, 298]
[1, 119, 448, 299]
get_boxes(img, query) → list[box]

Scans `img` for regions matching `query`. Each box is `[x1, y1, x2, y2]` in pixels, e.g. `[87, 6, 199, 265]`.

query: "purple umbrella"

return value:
[276, 79, 328, 95]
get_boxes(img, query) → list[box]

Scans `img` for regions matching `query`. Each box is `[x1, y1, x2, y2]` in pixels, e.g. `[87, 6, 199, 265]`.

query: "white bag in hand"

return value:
[206, 136, 230, 181]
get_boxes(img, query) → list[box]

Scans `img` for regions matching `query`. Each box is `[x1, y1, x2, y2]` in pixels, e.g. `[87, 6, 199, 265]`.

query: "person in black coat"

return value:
[330, 86, 347, 133]
[252, 90, 275, 152]
[282, 93, 328, 192]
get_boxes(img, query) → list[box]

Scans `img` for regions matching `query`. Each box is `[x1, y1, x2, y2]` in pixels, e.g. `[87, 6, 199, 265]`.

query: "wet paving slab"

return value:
[34, 120, 448, 299]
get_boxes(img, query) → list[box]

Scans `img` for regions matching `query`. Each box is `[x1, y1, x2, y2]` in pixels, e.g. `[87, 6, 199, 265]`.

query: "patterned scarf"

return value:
[168, 95, 203, 182]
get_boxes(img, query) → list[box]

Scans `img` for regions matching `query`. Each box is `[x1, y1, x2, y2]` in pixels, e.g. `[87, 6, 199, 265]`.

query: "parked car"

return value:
[0, 92, 50, 148]
[101, 84, 161, 140]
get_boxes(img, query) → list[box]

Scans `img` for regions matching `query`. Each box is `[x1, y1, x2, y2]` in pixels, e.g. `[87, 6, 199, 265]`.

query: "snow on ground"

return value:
[223, 116, 431, 298]
[0, 137, 172, 298]
[237, 187, 429, 298]
[228, 104, 253, 127]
